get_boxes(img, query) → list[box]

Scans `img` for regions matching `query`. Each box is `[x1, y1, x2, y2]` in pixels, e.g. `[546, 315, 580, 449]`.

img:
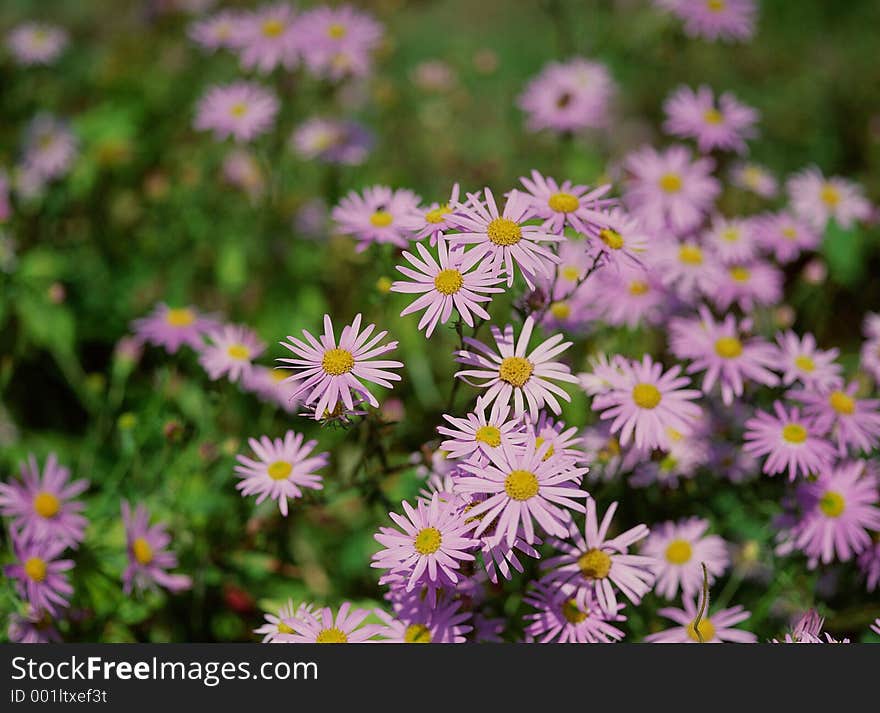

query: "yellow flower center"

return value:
[498, 356, 533, 387]
[828, 391, 855, 415]
[720, 227, 740, 243]
[548, 192, 580, 213]
[687, 618, 716, 642]
[226, 343, 250, 360]
[166, 308, 195, 327]
[706, 0, 726, 11]
[504, 469, 539, 501]
[729, 266, 751, 283]
[534, 436, 555, 461]
[487, 217, 522, 246]
[781, 226, 798, 240]
[599, 228, 625, 250]
[578, 548, 612, 580]
[229, 102, 249, 118]
[370, 210, 393, 227]
[315, 627, 348, 643]
[133, 537, 154, 565]
[819, 491, 845, 518]
[434, 268, 464, 295]
[632, 383, 662, 409]
[404, 624, 432, 643]
[794, 355, 815, 372]
[474, 425, 502, 448]
[598, 437, 621, 462]
[267, 461, 292, 480]
[262, 19, 284, 37]
[24, 557, 47, 582]
[820, 184, 840, 207]
[678, 245, 703, 265]
[561, 265, 581, 281]
[714, 336, 743, 359]
[322, 348, 355, 376]
[33, 492, 61, 518]
[665, 539, 693, 565]
[659, 173, 683, 193]
[629, 280, 650, 296]
[562, 598, 588, 624]
[376, 276, 393, 293]
[425, 204, 449, 224]
[414, 527, 442, 555]
[782, 423, 808, 444]
[703, 108, 724, 125]
[550, 301, 571, 320]
[277, 621, 295, 635]
[327, 23, 347, 39]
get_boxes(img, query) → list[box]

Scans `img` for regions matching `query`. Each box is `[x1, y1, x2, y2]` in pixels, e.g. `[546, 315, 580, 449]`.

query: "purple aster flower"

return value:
[753, 211, 820, 264]
[645, 597, 757, 643]
[518, 57, 614, 134]
[454, 316, 579, 421]
[663, 85, 758, 154]
[234, 431, 327, 516]
[590, 207, 650, 271]
[859, 541, 880, 591]
[290, 117, 373, 166]
[278, 313, 403, 418]
[455, 433, 588, 547]
[199, 323, 265, 383]
[5, 537, 73, 617]
[786, 167, 872, 231]
[222, 148, 265, 199]
[233, 3, 299, 73]
[789, 461, 880, 566]
[188, 10, 243, 52]
[711, 260, 783, 313]
[668, 305, 778, 405]
[449, 187, 562, 289]
[121, 501, 191, 595]
[651, 237, 723, 303]
[131, 302, 218, 354]
[630, 429, 711, 489]
[401, 183, 462, 246]
[438, 398, 526, 463]
[296, 4, 383, 81]
[743, 400, 836, 480]
[670, 0, 757, 43]
[703, 216, 759, 264]
[586, 262, 668, 328]
[592, 355, 702, 451]
[543, 498, 655, 615]
[730, 162, 778, 198]
[194, 82, 279, 143]
[22, 114, 78, 182]
[524, 581, 625, 643]
[788, 382, 880, 456]
[581, 423, 627, 482]
[642, 518, 729, 600]
[8, 608, 61, 644]
[331, 185, 422, 252]
[623, 145, 720, 233]
[775, 331, 843, 390]
[391, 238, 504, 337]
[7, 23, 67, 66]
[375, 599, 472, 643]
[242, 365, 300, 412]
[254, 600, 310, 643]
[518, 170, 615, 238]
[284, 602, 381, 643]
[0, 453, 88, 548]
[527, 413, 586, 468]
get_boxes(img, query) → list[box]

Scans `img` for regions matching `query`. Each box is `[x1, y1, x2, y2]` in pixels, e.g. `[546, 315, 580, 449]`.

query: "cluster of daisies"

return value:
[1, 454, 190, 643]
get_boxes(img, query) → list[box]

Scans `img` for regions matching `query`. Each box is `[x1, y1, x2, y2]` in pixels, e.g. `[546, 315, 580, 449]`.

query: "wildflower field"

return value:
[2, 0, 880, 645]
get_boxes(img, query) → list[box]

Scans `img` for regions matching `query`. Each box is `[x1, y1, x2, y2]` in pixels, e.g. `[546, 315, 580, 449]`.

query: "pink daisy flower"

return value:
[233, 3, 299, 73]
[455, 434, 589, 547]
[671, 0, 757, 43]
[402, 183, 462, 246]
[788, 382, 880, 457]
[449, 188, 561, 289]
[194, 82, 279, 143]
[586, 262, 668, 328]
[5, 537, 73, 617]
[0, 453, 88, 548]
[22, 114, 77, 182]
[199, 324, 265, 383]
[663, 85, 758, 154]
[296, 4, 383, 81]
[284, 603, 381, 643]
[771, 331, 842, 390]
[743, 401, 836, 480]
[527, 414, 586, 468]
[789, 461, 880, 566]
[730, 162, 778, 198]
[753, 211, 821, 264]
[289, 117, 373, 166]
[703, 216, 759, 264]
[7, 608, 61, 644]
[710, 260, 783, 312]
[188, 10, 242, 52]
[645, 597, 757, 643]
[454, 316, 579, 421]
[254, 600, 310, 643]
[372, 493, 477, 591]
[222, 148, 265, 199]
[642, 518, 730, 600]
[786, 167, 872, 231]
[649, 237, 723, 303]
[590, 207, 651, 271]
[543, 499, 656, 615]
[517, 57, 614, 134]
[623, 145, 720, 233]
[131, 303, 218, 354]
[524, 581, 625, 643]
[234, 431, 327, 516]
[375, 599, 472, 644]
[278, 313, 403, 419]
[438, 398, 526, 463]
[331, 185, 422, 252]
[518, 170, 615, 238]
[122, 501, 192, 595]
[668, 305, 778, 405]
[391, 238, 504, 337]
[6, 23, 67, 66]
[591, 355, 702, 451]
[242, 365, 301, 413]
